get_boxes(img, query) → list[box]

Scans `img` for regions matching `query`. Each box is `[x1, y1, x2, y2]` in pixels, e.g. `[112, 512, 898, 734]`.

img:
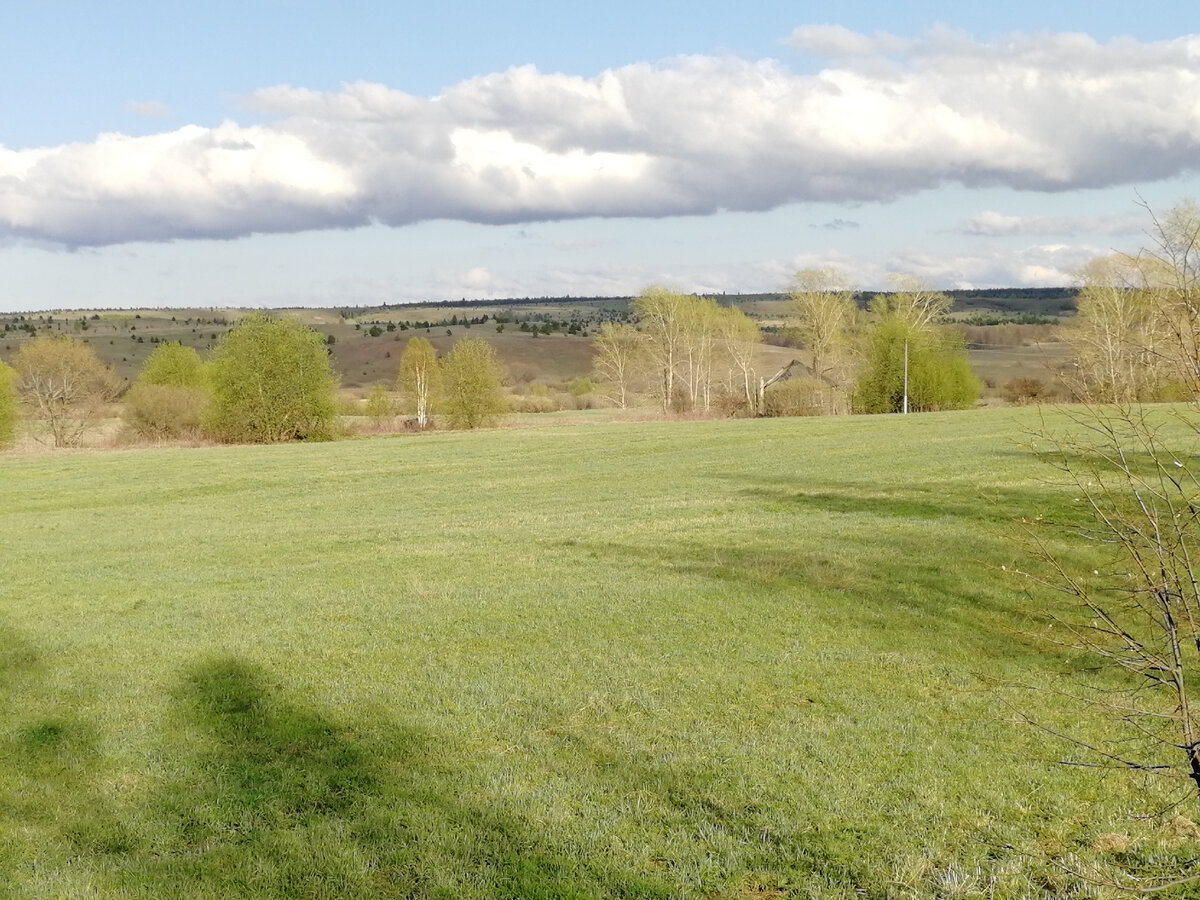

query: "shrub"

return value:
[206, 314, 337, 443]
[762, 377, 838, 417]
[1000, 377, 1048, 405]
[508, 394, 560, 414]
[567, 377, 597, 397]
[122, 383, 209, 440]
[365, 383, 396, 424]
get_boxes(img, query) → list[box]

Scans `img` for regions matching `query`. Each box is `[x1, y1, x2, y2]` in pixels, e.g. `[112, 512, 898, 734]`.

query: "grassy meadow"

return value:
[2, 409, 1196, 898]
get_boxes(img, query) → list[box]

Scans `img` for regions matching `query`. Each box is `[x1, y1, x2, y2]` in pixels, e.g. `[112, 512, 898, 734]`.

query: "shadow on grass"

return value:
[93, 656, 673, 899]
[572, 479, 1101, 666]
[543, 729, 888, 898]
[723, 472, 1082, 528]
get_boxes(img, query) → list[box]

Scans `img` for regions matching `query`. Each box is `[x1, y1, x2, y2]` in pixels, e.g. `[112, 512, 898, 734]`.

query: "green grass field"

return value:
[2, 410, 1196, 898]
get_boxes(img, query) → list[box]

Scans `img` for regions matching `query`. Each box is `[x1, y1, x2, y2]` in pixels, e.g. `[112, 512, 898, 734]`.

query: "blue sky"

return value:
[2, 1, 1198, 311]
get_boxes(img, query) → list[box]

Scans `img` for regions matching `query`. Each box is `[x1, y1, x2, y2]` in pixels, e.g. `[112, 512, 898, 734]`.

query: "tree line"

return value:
[599, 276, 980, 419]
[0, 315, 511, 449]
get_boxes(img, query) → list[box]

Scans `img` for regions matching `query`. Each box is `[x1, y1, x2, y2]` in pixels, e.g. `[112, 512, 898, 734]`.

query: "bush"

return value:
[1000, 377, 1048, 405]
[508, 394, 560, 414]
[567, 377, 597, 397]
[122, 383, 209, 440]
[365, 383, 396, 424]
[206, 314, 337, 443]
[762, 377, 839, 417]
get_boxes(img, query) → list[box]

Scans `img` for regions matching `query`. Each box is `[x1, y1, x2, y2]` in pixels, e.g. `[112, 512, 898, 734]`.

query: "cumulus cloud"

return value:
[3, 29, 1200, 247]
[883, 242, 1099, 288]
[124, 100, 170, 117]
[960, 210, 1145, 237]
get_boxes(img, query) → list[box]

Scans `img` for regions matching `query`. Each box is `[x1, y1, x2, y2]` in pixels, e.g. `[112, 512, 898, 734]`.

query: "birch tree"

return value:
[592, 323, 644, 409]
[789, 268, 857, 385]
[715, 306, 762, 411]
[397, 337, 441, 428]
[633, 287, 689, 412]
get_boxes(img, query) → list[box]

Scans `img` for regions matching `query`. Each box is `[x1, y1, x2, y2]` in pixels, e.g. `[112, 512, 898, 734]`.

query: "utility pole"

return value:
[902, 340, 909, 414]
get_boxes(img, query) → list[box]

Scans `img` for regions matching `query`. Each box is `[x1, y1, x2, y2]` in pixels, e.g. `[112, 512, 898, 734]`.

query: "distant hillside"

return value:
[0, 287, 1073, 396]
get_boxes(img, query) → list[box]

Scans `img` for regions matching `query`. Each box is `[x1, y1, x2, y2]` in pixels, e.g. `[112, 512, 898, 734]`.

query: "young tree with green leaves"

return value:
[206, 314, 337, 443]
[852, 318, 978, 413]
[397, 337, 441, 428]
[365, 383, 396, 427]
[440, 338, 506, 429]
[137, 341, 207, 387]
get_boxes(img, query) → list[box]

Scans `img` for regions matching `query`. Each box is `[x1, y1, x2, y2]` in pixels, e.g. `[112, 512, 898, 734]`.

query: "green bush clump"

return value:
[206, 314, 338, 443]
[122, 383, 210, 440]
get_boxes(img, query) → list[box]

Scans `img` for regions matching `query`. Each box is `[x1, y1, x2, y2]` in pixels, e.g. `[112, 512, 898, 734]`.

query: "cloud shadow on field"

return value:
[86, 655, 674, 899]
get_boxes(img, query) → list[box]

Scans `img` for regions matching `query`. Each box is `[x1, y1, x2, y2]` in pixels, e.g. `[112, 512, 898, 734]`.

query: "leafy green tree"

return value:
[137, 341, 207, 387]
[206, 314, 337, 443]
[13, 336, 120, 447]
[0, 359, 18, 448]
[852, 319, 978, 413]
[440, 339, 506, 429]
[397, 337, 441, 428]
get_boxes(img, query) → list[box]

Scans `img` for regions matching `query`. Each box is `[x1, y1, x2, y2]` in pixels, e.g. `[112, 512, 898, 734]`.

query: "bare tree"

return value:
[13, 336, 120, 447]
[592, 322, 644, 409]
[789, 268, 858, 413]
[873, 274, 953, 333]
[1062, 256, 1162, 403]
[1017, 202, 1200, 888]
[715, 306, 762, 412]
[632, 287, 690, 412]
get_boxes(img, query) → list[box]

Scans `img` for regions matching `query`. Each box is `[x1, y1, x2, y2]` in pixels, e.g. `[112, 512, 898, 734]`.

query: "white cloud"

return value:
[2, 30, 1200, 247]
[125, 100, 170, 117]
[882, 242, 1100, 288]
[960, 210, 1145, 237]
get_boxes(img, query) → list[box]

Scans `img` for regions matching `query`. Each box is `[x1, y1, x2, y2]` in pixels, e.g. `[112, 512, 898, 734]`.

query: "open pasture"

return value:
[1, 410, 1193, 898]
